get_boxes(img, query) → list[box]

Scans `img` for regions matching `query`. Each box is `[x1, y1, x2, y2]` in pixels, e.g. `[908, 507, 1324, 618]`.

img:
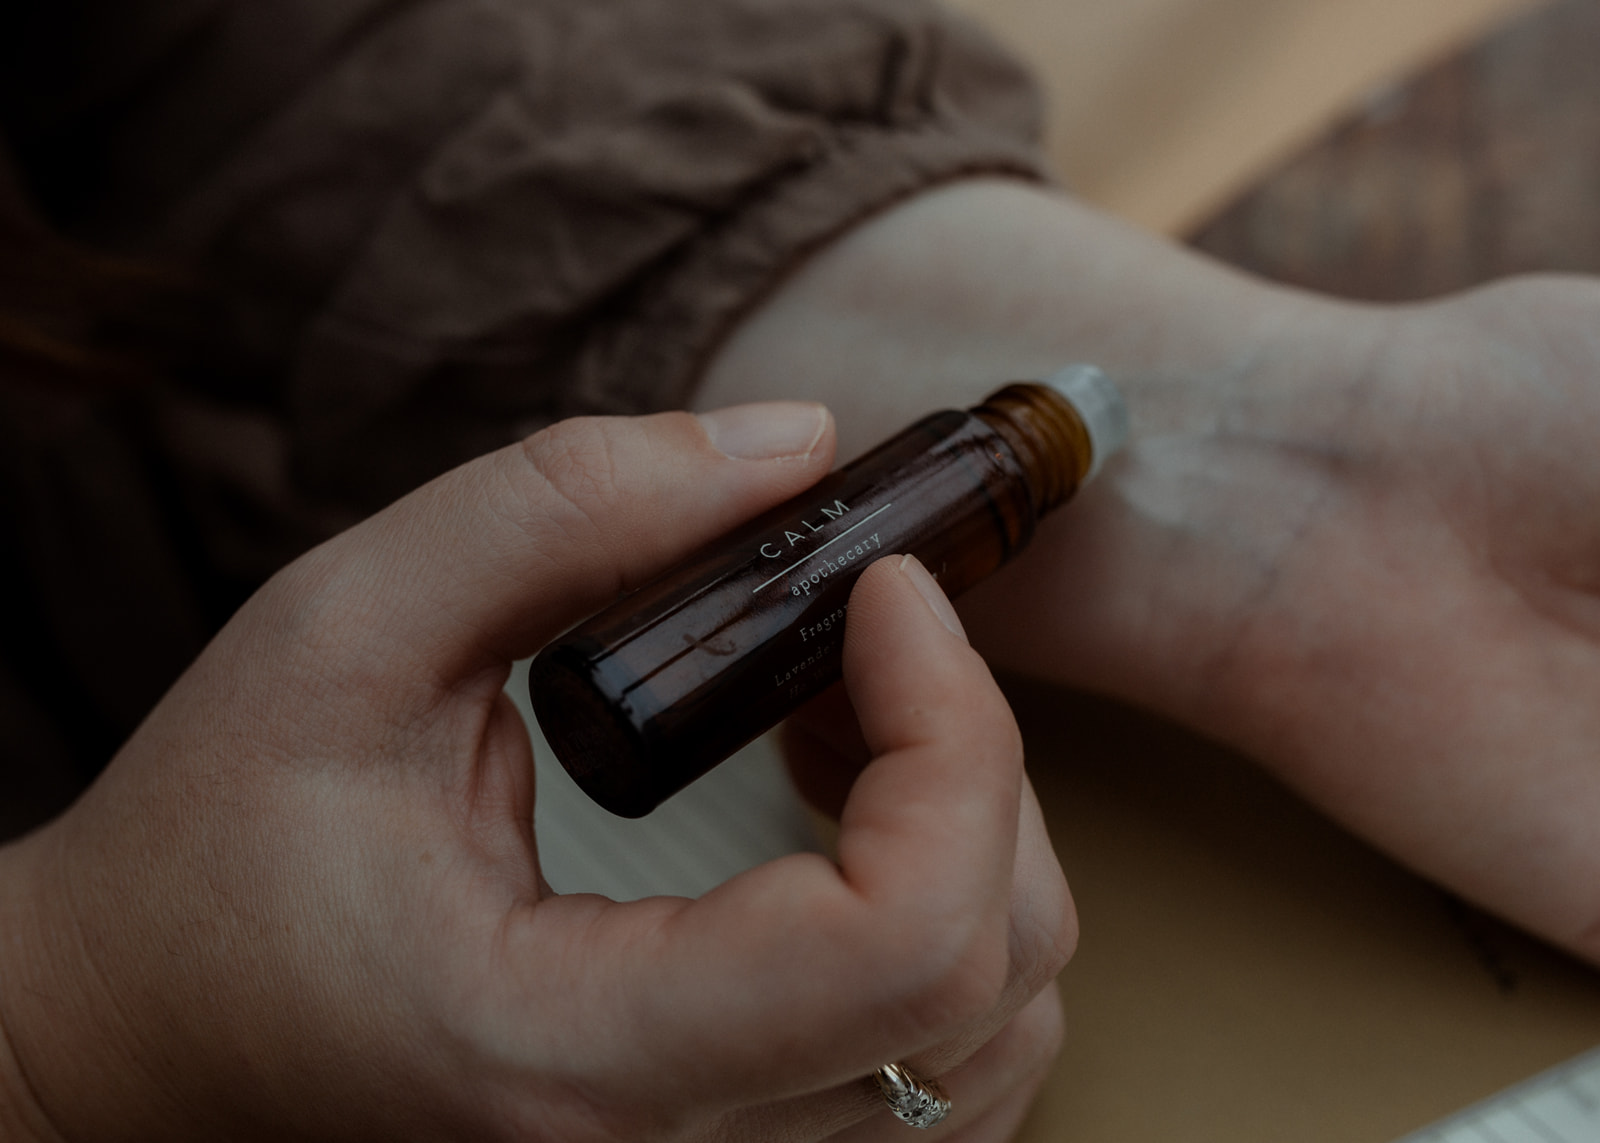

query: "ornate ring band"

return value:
[874, 1062, 952, 1129]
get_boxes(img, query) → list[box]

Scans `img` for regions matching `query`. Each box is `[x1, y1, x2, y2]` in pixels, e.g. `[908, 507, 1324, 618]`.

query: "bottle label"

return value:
[756, 498, 854, 561]
[749, 493, 894, 598]
[770, 527, 886, 598]
[537, 412, 1022, 807]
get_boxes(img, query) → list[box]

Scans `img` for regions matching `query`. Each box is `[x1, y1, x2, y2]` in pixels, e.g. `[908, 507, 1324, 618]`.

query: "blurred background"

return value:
[1191, 0, 1600, 302]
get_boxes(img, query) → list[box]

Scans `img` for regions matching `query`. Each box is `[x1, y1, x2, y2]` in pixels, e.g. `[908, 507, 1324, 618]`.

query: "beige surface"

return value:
[1007, 683, 1600, 1143]
[923, 4, 1600, 1139]
[948, 0, 1546, 234]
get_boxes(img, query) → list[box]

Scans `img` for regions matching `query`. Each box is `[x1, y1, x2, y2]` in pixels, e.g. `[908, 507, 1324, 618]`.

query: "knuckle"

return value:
[247, 545, 372, 666]
[985, 985, 1066, 1080]
[1050, 898, 1080, 974]
[1014, 985, 1066, 1069]
[514, 417, 631, 540]
[882, 917, 1013, 1040]
[1011, 875, 1078, 992]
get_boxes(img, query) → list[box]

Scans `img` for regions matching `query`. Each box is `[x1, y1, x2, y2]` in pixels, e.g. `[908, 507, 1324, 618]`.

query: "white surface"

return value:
[509, 659, 822, 901]
[1394, 1045, 1600, 1143]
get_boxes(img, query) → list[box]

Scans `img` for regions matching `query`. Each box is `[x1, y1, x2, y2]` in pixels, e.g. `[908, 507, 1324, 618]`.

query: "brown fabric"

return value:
[0, 0, 1047, 825]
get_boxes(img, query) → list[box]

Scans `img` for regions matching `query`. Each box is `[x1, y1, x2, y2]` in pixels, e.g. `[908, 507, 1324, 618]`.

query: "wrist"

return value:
[695, 177, 1391, 740]
[697, 179, 1315, 454]
[0, 838, 70, 1143]
[0, 819, 178, 1143]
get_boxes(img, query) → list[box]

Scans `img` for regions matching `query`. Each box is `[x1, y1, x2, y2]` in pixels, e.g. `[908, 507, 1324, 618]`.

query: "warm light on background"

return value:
[945, 0, 1545, 234]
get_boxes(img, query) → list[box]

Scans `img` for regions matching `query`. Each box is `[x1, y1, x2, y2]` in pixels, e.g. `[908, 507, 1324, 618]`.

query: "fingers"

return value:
[907, 778, 1076, 1077]
[832, 555, 1023, 1013]
[782, 586, 1077, 1075]
[823, 985, 1065, 1143]
[715, 983, 1064, 1143]
[781, 682, 870, 818]
[249, 403, 833, 681]
[527, 556, 1072, 1124]
[782, 722, 1075, 1091]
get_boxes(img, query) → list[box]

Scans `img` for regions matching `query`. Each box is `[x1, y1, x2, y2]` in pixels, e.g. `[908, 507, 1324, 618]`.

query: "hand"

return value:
[0, 403, 1074, 1141]
[968, 275, 1600, 963]
[695, 179, 1600, 964]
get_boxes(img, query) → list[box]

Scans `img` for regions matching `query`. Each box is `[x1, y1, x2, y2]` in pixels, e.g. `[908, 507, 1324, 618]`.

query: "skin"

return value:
[0, 406, 1073, 1141]
[3, 174, 1596, 1138]
[698, 179, 1600, 966]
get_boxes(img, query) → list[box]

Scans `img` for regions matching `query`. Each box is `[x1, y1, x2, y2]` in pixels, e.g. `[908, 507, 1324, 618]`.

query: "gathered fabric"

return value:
[0, 0, 1046, 827]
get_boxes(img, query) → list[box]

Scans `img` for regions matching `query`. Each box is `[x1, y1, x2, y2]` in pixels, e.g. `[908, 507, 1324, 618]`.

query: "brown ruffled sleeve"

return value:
[7, 0, 1047, 528]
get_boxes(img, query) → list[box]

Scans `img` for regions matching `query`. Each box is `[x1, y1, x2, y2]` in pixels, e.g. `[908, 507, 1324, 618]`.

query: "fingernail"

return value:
[897, 554, 968, 642]
[697, 402, 827, 460]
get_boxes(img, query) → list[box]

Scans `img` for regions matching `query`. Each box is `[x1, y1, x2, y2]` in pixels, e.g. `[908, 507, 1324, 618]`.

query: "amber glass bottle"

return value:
[529, 365, 1127, 816]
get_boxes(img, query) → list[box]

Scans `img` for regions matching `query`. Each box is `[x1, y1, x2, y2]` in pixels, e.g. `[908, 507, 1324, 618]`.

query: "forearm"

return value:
[695, 178, 1388, 738]
[0, 1028, 56, 1143]
[698, 179, 1600, 961]
[0, 839, 68, 1143]
[0, 823, 167, 1143]
[698, 180, 1298, 449]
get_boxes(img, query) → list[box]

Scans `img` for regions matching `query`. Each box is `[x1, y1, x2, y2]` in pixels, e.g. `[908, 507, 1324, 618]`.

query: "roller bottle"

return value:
[528, 365, 1128, 817]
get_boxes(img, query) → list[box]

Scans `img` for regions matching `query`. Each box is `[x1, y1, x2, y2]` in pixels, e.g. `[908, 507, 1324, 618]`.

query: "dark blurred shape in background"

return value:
[1193, 0, 1600, 301]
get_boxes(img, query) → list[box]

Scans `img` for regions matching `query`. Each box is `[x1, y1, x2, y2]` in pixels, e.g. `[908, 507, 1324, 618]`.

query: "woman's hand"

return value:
[970, 275, 1600, 965]
[696, 179, 1600, 965]
[0, 404, 1075, 1141]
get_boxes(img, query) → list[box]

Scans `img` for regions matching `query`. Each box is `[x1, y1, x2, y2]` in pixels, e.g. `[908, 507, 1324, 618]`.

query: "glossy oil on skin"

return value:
[529, 368, 1125, 817]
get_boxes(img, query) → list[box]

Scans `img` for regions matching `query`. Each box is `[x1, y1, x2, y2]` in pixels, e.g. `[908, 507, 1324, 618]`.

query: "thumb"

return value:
[258, 403, 834, 683]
